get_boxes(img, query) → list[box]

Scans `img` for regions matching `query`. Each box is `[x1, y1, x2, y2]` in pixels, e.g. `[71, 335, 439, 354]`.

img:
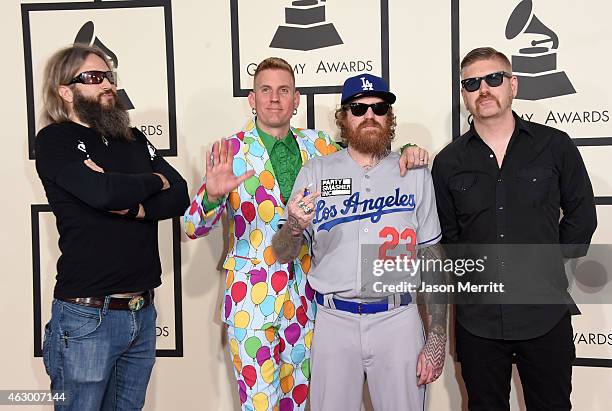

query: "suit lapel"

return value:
[291, 126, 310, 166]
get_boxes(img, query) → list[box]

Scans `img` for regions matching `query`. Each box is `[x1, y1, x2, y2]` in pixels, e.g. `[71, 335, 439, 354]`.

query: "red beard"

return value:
[344, 117, 393, 158]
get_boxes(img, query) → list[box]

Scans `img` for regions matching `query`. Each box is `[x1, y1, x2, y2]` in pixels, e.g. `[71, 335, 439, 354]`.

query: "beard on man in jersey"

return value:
[336, 107, 396, 159]
[73, 88, 133, 141]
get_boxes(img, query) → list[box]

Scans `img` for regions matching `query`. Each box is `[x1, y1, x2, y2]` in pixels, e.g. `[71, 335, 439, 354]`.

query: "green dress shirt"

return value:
[257, 126, 302, 204]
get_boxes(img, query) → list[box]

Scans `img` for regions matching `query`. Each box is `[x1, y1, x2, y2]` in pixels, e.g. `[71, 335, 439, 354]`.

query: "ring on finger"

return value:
[299, 202, 314, 214]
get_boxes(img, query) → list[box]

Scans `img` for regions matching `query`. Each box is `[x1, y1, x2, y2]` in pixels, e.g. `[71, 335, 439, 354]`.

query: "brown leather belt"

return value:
[59, 291, 153, 311]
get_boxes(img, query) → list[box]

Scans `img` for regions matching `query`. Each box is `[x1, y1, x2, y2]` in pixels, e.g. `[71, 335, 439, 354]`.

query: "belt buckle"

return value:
[128, 295, 145, 311]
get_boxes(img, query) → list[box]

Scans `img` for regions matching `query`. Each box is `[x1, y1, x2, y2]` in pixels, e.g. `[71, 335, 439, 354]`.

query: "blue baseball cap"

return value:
[340, 73, 396, 105]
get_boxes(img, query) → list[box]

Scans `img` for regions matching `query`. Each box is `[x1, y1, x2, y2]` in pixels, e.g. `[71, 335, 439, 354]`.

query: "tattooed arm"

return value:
[272, 188, 320, 264]
[272, 215, 306, 264]
[416, 242, 449, 385]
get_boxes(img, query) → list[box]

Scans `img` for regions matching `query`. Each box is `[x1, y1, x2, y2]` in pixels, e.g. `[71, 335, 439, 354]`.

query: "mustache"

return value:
[476, 93, 499, 105]
[357, 119, 383, 130]
[99, 90, 117, 99]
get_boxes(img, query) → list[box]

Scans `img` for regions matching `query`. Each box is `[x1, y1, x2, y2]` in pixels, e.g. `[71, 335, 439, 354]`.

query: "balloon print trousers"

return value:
[227, 314, 314, 411]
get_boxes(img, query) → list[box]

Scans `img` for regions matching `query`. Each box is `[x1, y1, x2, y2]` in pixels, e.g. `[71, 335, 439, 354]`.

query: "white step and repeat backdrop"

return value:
[1, 0, 610, 409]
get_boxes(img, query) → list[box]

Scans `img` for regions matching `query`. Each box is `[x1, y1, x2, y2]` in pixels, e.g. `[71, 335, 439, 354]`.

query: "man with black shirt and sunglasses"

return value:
[272, 73, 448, 410]
[35, 45, 189, 410]
[432, 47, 597, 410]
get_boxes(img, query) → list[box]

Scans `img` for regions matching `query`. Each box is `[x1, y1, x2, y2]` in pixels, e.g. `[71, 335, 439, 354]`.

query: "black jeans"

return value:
[456, 313, 575, 411]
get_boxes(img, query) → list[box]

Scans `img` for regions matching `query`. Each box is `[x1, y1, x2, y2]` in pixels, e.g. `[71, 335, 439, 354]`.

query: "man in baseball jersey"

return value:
[272, 74, 448, 411]
[183, 59, 430, 411]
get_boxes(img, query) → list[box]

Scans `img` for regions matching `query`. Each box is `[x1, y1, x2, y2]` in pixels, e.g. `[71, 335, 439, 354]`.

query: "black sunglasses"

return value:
[344, 102, 391, 117]
[460, 71, 512, 92]
[68, 70, 116, 85]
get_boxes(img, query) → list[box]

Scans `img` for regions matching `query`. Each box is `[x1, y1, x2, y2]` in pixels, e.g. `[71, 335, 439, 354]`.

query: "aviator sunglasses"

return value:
[460, 71, 512, 92]
[68, 70, 116, 85]
[344, 102, 391, 116]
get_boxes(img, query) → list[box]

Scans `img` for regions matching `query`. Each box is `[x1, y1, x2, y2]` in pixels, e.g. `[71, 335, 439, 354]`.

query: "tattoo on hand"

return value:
[287, 215, 302, 236]
[423, 330, 446, 375]
[417, 242, 448, 373]
[271, 216, 304, 264]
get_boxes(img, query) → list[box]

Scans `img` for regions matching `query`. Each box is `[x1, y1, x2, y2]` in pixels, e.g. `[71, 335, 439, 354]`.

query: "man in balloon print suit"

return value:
[183, 57, 429, 411]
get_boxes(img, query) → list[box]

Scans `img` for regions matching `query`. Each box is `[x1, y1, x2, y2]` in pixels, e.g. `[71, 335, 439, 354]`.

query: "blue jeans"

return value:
[43, 298, 157, 410]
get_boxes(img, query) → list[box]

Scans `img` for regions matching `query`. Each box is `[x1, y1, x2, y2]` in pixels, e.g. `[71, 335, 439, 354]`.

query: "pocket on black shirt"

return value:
[449, 173, 488, 215]
[516, 166, 554, 207]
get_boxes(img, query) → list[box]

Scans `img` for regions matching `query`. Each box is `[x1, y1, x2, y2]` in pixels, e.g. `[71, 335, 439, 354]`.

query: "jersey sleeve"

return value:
[415, 168, 442, 247]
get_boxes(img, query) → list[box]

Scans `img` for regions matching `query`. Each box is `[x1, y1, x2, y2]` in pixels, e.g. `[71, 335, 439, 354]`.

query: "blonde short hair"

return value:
[253, 57, 295, 87]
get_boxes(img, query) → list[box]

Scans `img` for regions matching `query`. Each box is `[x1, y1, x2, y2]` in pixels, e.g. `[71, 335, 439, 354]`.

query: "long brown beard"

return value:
[344, 116, 393, 158]
[73, 88, 133, 141]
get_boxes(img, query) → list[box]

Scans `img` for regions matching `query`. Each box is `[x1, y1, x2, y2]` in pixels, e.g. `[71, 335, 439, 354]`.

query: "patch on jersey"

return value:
[321, 178, 352, 197]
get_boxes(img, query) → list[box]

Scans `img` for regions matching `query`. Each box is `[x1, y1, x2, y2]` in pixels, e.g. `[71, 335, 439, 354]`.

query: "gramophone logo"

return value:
[74, 21, 134, 110]
[232, 0, 388, 96]
[506, 0, 576, 100]
[270, 0, 343, 51]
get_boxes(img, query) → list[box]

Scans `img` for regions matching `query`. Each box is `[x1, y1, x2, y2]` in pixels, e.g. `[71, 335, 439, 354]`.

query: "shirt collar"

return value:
[256, 124, 298, 155]
[463, 111, 534, 146]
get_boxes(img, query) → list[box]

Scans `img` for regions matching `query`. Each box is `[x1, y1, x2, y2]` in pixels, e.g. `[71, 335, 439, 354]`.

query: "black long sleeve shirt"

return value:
[432, 112, 597, 340]
[35, 122, 190, 298]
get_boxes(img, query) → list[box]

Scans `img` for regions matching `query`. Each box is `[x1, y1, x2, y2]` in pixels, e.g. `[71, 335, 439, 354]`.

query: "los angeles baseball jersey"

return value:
[292, 149, 441, 299]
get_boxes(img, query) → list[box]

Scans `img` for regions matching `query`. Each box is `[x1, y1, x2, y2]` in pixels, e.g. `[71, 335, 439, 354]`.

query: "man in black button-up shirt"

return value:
[432, 47, 597, 410]
[36, 45, 189, 410]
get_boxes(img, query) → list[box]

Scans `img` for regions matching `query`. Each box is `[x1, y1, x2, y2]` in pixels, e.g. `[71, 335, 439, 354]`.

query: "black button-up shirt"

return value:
[432, 112, 597, 340]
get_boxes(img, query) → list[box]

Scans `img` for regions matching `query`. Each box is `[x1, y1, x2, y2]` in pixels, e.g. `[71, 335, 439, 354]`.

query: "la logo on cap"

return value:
[360, 77, 374, 91]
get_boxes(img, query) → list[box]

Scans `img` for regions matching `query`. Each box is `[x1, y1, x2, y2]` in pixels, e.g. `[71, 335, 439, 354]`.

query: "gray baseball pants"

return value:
[309, 303, 426, 411]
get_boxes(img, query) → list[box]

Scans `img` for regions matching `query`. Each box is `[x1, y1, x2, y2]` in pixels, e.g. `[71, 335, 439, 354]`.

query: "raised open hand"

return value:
[205, 139, 255, 202]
